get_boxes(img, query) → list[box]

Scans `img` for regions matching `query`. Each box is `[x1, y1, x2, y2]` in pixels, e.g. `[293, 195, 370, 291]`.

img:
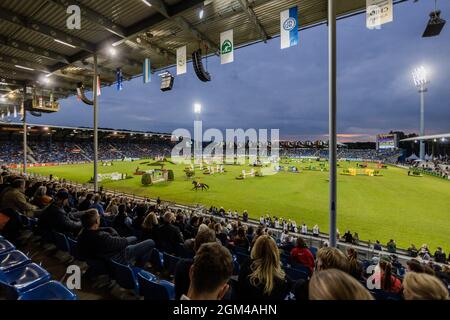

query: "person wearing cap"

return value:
[37, 188, 82, 237]
[0, 178, 37, 217]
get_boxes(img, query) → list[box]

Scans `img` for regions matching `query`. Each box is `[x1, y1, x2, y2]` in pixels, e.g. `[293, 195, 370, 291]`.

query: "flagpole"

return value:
[93, 53, 99, 192]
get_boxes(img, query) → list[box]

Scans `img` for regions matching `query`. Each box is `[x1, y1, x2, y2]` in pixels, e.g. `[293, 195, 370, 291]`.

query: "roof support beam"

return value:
[0, 6, 95, 52]
[237, 0, 269, 42]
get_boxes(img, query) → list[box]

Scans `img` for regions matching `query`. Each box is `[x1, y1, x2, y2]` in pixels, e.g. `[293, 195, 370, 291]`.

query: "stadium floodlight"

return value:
[412, 66, 430, 161]
[194, 103, 202, 114]
[412, 66, 428, 87]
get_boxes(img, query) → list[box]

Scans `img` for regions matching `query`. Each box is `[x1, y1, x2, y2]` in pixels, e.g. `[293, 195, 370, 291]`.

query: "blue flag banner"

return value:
[143, 58, 151, 83]
[116, 68, 123, 91]
[280, 6, 299, 49]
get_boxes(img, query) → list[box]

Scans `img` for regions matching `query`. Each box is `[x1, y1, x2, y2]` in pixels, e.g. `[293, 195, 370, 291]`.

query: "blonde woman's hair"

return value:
[142, 212, 158, 229]
[309, 269, 374, 300]
[403, 272, 449, 300]
[316, 247, 349, 272]
[249, 235, 285, 295]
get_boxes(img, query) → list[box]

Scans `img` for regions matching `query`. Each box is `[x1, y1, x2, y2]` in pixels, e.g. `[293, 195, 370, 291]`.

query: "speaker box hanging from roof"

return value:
[192, 49, 211, 82]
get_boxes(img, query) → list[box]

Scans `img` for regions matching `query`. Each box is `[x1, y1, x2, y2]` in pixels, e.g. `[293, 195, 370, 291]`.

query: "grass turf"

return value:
[28, 159, 450, 252]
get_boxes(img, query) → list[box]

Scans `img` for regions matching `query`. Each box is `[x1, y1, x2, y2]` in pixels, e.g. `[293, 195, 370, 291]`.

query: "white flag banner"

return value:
[177, 46, 187, 75]
[366, 0, 393, 29]
[220, 29, 234, 65]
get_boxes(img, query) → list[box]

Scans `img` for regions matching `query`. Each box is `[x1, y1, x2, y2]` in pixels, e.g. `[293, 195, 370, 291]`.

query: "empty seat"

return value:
[0, 263, 51, 299]
[18, 281, 77, 300]
[137, 273, 175, 300]
[67, 238, 81, 260]
[163, 252, 180, 276]
[53, 232, 70, 252]
[0, 250, 31, 272]
[150, 248, 164, 271]
[110, 259, 156, 294]
[0, 238, 15, 255]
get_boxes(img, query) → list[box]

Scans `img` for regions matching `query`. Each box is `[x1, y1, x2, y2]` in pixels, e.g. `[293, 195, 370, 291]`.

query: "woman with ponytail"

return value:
[377, 256, 402, 293]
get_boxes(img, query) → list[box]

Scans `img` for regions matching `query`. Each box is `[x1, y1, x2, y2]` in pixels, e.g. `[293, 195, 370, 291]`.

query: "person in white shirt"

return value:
[259, 216, 265, 225]
[301, 223, 308, 234]
[233, 210, 239, 219]
[313, 224, 319, 237]
[280, 229, 290, 244]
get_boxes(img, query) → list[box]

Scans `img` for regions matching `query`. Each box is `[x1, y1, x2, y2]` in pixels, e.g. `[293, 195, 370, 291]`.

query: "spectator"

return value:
[346, 248, 363, 280]
[309, 269, 374, 300]
[386, 239, 397, 253]
[78, 193, 93, 211]
[434, 247, 446, 264]
[236, 235, 290, 300]
[31, 186, 53, 209]
[373, 240, 382, 251]
[312, 224, 319, 237]
[37, 189, 81, 237]
[290, 237, 315, 275]
[376, 256, 402, 294]
[407, 244, 418, 257]
[154, 211, 184, 255]
[112, 204, 133, 237]
[233, 226, 250, 251]
[174, 228, 217, 299]
[0, 178, 37, 216]
[402, 272, 449, 300]
[77, 209, 154, 267]
[352, 232, 359, 245]
[316, 247, 350, 273]
[182, 242, 233, 300]
[141, 212, 159, 240]
[90, 194, 105, 216]
[105, 198, 119, 215]
[343, 230, 353, 244]
[242, 210, 248, 222]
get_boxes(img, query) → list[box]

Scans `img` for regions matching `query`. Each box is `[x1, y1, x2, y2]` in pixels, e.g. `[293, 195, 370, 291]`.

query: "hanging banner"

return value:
[366, 0, 393, 29]
[176, 46, 187, 75]
[143, 58, 151, 83]
[13, 105, 17, 118]
[220, 29, 234, 65]
[116, 68, 123, 91]
[280, 6, 299, 49]
[97, 75, 101, 96]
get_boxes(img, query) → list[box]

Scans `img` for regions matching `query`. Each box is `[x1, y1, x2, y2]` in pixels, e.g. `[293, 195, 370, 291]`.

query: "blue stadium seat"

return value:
[290, 263, 311, 276]
[0, 263, 51, 299]
[0, 250, 31, 272]
[280, 252, 291, 266]
[163, 252, 180, 276]
[0, 238, 15, 255]
[150, 248, 164, 271]
[18, 281, 77, 300]
[53, 231, 70, 252]
[370, 289, 403, 301]
[137, 273, 175, 300]
[232, 255, 240, 275]
[67, 238, 81, 260]
[110, 259, 156, 294]
[284, 266, 309, 281]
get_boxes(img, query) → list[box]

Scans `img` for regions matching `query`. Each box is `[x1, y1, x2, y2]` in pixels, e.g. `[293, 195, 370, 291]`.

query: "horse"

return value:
[192, 180, 209, 191]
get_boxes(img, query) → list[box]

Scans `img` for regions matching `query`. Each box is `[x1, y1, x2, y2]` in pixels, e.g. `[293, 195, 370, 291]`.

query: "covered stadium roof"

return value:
[0, 0, 410, 108]
[401, 133, 450, 142]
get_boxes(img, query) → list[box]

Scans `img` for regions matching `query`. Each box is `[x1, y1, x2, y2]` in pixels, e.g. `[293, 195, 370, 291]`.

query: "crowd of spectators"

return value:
[0, 169, 449, 300]
[280, 148, 402, 163]
[406, 157, 450, 178]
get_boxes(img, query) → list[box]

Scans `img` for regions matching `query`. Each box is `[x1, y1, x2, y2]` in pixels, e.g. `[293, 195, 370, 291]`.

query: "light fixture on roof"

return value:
[113, 131, 118, 135]
[159, 71, 174, 92]
[109, 47, 117, 56]
[442, 137, 447, 142]
[199, 8, 204, 19]
[15, 64, 34, 71]
[142, 0, 152, 7]
[43, 126, 49, 131]
[434, 138, 437, 142]
[54, 39, 76, 48]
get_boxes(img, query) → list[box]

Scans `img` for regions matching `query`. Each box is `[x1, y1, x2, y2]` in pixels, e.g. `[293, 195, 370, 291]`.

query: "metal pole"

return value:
[93, 53, 99, 192]
[419, 85, 425, 160]
[328, 0, 337, 247]
[23, 106, 27, 174]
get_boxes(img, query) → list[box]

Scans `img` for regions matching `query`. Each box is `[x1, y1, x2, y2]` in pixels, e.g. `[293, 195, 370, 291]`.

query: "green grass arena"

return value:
[28, 159, 450, 252]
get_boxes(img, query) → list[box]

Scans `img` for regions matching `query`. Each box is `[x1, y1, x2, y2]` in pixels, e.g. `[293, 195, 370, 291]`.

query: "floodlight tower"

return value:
[412, 66, 429, 160]
[194, 103, 202, 165]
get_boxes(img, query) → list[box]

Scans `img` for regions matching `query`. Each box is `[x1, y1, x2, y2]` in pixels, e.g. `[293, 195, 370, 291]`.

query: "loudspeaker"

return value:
[192, 49, 211, 82]
[423, 10, 446, 37]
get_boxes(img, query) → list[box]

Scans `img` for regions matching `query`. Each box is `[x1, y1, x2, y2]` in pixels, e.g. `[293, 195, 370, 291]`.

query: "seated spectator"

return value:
[233, 226, 250, 251]
[312, 224, 319, 237]
[242, 210, 248, 222]
[77, 209, 154, 267]
[214, 223, 228, 246]
[184, 215, 199, 239]
[343, 230, 353, 244]
[236, 235, 290, 300]
[290, 237, 315, 275]
[131, 203, 148, 230]
[0, 178, 37, 216]
[309, 269, 374, 300]
[112, 204, 133, 237]
[105, 198, 119, 216]
[90, 194, 105, 216]
[402, 272, 449, 300]
[175, 228, 217, 299]
[375, 256, 402, 294]
[352, 232, 359, 245]
[182, 242, 233, 300]
[78, 193, 93, 211]
[373, 240, 382, 251]
[407, 244, 418, 257]
[386, 239, 397, 253]
[37, 189, 82, 237]
[346, 248, 363, 280]
[316, 247, 350, 273]
[141, 212, 159, 240]
[434, 247, 446, 264]
[31, 185, 53, 209]
[154, 211, 184, 255]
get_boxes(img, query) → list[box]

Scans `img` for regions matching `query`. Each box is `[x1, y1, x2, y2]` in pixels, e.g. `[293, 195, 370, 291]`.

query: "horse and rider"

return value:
[192, 180, 209, 191]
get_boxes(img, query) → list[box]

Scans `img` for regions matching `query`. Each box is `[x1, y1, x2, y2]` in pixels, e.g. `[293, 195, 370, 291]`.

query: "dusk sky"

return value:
[31, 0, 450, 142]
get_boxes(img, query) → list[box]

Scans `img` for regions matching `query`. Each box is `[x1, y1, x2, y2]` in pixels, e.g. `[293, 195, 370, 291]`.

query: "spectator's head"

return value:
[81, 209, 100, 230]
[194, 228, 216, 252]
[12, 178, 25, 191]
[55, 188, 70, 206]
[163, 211, 175, 224]
[403, 272, 449, 300]
[34, 185, 47, 198]
[406, 259, 425, 273]
[142, 212, 158, 229]
[198, 223, 209, 234]
[346, 247, 358, 261]
[309, 269, 374, 300]
[316, 247, 349, 273]
[296, 237, 308, 249]
[118, 204, 126, 215]
[249, 235, 285, 295]
[93, 194, 101, 203]
[85, 193, 94, 202]
[187, 242, 233, 300]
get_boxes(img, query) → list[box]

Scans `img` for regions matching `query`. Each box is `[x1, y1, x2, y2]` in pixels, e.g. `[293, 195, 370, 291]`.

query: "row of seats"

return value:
[0, 235, 77, 300]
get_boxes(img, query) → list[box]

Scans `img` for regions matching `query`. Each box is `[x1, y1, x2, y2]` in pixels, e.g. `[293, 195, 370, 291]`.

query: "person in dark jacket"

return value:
[78, 193, 93, 211]
[154, 211, 184, 254]
[77, 209, 154, 267]
[236, 235, 291, 300]
[37, 188, 82, 238]
[174, 228, 217, 299]
[112, 204, 133, 237]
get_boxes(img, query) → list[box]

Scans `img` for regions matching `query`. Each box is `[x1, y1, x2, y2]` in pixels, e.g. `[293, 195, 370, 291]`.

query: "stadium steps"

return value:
[75, 144, 92, 162]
